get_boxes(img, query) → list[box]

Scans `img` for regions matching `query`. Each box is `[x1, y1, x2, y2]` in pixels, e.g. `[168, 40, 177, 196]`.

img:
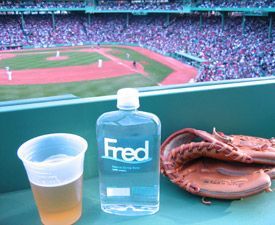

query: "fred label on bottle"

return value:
[103, 138, 151, 164]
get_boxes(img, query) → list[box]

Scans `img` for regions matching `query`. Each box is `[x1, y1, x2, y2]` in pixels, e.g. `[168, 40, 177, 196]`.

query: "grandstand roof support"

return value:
[126, 13, 129, 27]
[242, 15, 246, 35]
[268, 14, 273, 39]
[88, 13, 91, 25]
[87, 0, 96, 6]
[21, 14, 25, 30]
[193, 0, 201, 7]
[221, 12, 225, 31]
[52, 13, 56, 30]
[199, 13, 203, 30]
[166, 14, 170, 25]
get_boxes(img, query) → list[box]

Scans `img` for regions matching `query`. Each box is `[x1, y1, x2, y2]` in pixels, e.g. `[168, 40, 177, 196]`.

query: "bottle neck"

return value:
[118, 107, 138, 112]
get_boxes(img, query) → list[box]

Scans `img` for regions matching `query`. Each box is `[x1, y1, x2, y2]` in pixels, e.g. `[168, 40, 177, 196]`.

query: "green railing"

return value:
[0, 77, 274, 193]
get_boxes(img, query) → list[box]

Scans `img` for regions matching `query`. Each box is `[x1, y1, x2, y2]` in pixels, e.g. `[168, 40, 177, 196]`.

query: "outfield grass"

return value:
[0, 46, 175, 102]
[0, 52, 107, 70]
[108, 47, 173, 83]
[0, 74, 156, 101]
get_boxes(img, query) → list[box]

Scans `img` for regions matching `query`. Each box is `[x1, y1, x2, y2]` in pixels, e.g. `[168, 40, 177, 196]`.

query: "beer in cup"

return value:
[18, 133, 87, 225]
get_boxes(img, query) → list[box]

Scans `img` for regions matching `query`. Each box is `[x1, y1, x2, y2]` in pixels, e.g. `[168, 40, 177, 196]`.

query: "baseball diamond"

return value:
[0, 0, 274, 102]
[0, 45, 197, 101]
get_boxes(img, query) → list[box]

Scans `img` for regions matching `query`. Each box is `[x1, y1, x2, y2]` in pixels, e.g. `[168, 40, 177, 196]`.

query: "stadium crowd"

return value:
[96, 1, 184, 11]
[84, 14, 274, 81]
[95, 0, 275, 10]
[0, 13, 274, 82]
[0, 0, 85, 9]
[0, 16, 27, 47]
[23, 14, 88, 47]
[198, 0, 275, 8]
[1, 0, 274, 10]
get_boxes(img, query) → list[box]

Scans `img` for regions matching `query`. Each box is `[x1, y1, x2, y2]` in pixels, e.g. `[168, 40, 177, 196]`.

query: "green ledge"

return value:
[1, 177, 274, 225]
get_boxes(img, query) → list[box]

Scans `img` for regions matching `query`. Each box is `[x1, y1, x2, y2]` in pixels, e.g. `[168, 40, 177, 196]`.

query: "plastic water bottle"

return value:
[96, 88, 161, 216]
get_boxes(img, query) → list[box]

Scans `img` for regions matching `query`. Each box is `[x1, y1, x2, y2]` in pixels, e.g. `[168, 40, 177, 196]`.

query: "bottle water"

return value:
[96, 88, 161, 216]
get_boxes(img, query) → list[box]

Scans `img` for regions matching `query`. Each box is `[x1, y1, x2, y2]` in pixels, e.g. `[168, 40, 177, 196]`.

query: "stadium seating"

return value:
[96, 1, 185, 11]
[198, 0, 275, 8]
[0, 16, 27, 48]
[0, 1, 274, 82]
[95, 0, 275, 10]
[0, 0, 274, 10]
[0, 0, 85, 9]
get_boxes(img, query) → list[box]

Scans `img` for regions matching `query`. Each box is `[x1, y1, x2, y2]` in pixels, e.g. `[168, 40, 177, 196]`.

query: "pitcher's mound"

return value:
[47, 56, 69, 61]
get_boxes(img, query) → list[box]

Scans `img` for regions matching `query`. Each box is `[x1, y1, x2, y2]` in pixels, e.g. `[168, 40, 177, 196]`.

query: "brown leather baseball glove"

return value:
[161, 128, 275, 202]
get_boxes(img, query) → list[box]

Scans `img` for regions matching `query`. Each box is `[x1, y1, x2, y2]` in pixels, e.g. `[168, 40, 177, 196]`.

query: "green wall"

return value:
[0, 78, 275, 193]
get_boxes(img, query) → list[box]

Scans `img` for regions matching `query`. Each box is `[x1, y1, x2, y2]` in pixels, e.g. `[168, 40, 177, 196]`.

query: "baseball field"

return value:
[0, 45, 197, 101]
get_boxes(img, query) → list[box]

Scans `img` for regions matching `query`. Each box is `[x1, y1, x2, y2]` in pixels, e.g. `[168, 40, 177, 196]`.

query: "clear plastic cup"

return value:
[17, 133, 88, 225]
